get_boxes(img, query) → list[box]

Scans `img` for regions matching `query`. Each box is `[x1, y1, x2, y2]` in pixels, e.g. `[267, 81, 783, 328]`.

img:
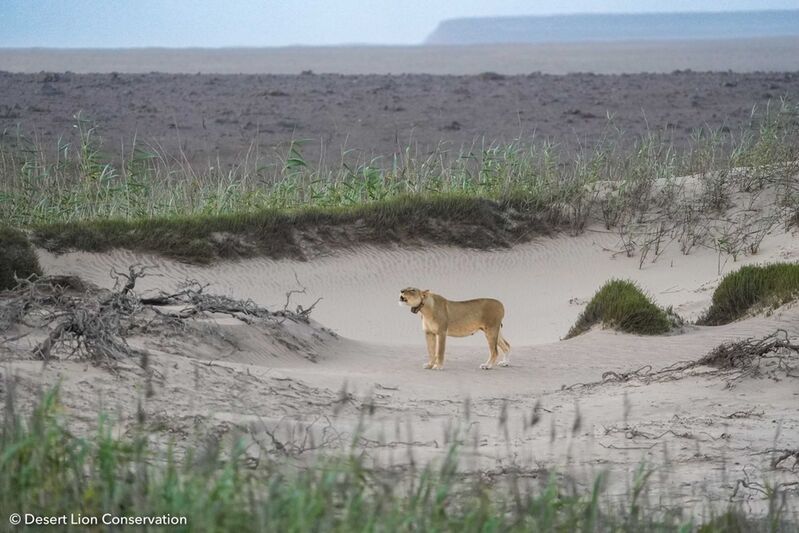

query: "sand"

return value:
[1, 207, 795, 513]
[32, 226, 799, 347]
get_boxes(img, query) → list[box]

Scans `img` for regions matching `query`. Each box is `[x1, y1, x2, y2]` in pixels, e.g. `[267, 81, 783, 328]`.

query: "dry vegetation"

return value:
[0, 266, 326, 370]
[567, 329, 799, 391]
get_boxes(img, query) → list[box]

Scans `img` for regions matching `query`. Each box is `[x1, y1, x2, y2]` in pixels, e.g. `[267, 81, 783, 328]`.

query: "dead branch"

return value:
[772, 450, 799, 470]
[722, 408, 764, 419]
[110, 264, 159, 294]
[597, 442, 658, 450]
[1, 266, 324, 370]
[730, 466, 799, 501]
[566, 329, 799, 390]
[284, 273, 307, 312]
[248, 415, 344, 457]
[752, 448, 799, 470]
[277, 272, 321, 323]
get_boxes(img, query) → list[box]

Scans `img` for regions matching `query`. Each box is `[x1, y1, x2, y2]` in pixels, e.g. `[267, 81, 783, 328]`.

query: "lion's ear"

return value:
[422, 290, 430, 297]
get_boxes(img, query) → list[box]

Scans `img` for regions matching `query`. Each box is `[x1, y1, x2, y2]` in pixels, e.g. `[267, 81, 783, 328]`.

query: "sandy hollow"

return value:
[0, 216, 790, 514]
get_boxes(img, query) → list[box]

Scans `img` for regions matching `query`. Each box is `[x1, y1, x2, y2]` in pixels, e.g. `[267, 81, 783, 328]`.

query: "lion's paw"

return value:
[423, 362, 434, 369]
[498, 361, 510, 367]
[480, 363, 493, 370]
[431, 364, 443, 370]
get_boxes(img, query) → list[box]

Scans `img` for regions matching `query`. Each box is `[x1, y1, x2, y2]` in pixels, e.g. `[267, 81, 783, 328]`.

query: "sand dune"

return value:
[36, 222, 799, 346]
[7, 226, 793, 510]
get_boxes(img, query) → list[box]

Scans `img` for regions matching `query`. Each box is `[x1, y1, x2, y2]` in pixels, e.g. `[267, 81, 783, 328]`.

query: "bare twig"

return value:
[110, 264, 159, 294]
[279, 272, 322, 323]
[752, 448, 799, 470]
[2, 266, 324, 370]
[566, 330, 799, 390]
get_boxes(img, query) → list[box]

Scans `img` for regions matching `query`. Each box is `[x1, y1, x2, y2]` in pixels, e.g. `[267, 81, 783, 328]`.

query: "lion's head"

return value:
[399, 287, 429, 313]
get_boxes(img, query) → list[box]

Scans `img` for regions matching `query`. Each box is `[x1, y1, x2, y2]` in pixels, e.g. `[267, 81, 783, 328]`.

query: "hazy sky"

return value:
[3, 0, 799, 48]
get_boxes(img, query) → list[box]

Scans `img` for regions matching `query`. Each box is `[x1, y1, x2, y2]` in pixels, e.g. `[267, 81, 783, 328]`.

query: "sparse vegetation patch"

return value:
[0, 386, 793, 532]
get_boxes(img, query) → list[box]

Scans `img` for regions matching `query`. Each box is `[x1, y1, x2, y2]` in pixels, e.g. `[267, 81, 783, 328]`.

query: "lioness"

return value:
[399, 288, 510, 370]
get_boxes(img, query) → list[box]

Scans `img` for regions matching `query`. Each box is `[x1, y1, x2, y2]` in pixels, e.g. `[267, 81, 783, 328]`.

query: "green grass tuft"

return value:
[699, 263, 799, 326]
[566, 279, 674, 338]
[0, 226, 42, 290]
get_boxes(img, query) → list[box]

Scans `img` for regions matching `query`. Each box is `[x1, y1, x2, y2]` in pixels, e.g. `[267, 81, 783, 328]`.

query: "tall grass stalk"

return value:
[1, 385, 793, 531]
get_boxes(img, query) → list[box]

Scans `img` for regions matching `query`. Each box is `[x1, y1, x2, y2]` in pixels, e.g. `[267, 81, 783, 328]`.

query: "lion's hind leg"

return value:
[481, 328, 500, 370]
[497, 333, 511, 367]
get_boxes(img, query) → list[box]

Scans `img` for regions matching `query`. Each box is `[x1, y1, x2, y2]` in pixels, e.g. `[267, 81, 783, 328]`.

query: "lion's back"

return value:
[448, 297, 504, 325]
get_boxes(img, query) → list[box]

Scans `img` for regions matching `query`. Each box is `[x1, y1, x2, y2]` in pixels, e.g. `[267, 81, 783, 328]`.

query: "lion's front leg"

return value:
[433, 333, 447, 370]
[424, 332, 436, 369]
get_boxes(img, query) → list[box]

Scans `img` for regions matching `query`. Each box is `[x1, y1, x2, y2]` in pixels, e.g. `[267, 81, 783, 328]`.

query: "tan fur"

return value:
[399, 287, 511, 370]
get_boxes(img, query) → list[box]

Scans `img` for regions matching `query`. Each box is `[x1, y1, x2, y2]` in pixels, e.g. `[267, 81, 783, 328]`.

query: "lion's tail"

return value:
[498, 332, 510, 354]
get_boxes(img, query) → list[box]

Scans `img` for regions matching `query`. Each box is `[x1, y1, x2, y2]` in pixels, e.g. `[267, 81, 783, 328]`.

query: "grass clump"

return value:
[567, 279, 674, 338]
[0, 226, 42, 290]
[699, 263, 799, 325]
